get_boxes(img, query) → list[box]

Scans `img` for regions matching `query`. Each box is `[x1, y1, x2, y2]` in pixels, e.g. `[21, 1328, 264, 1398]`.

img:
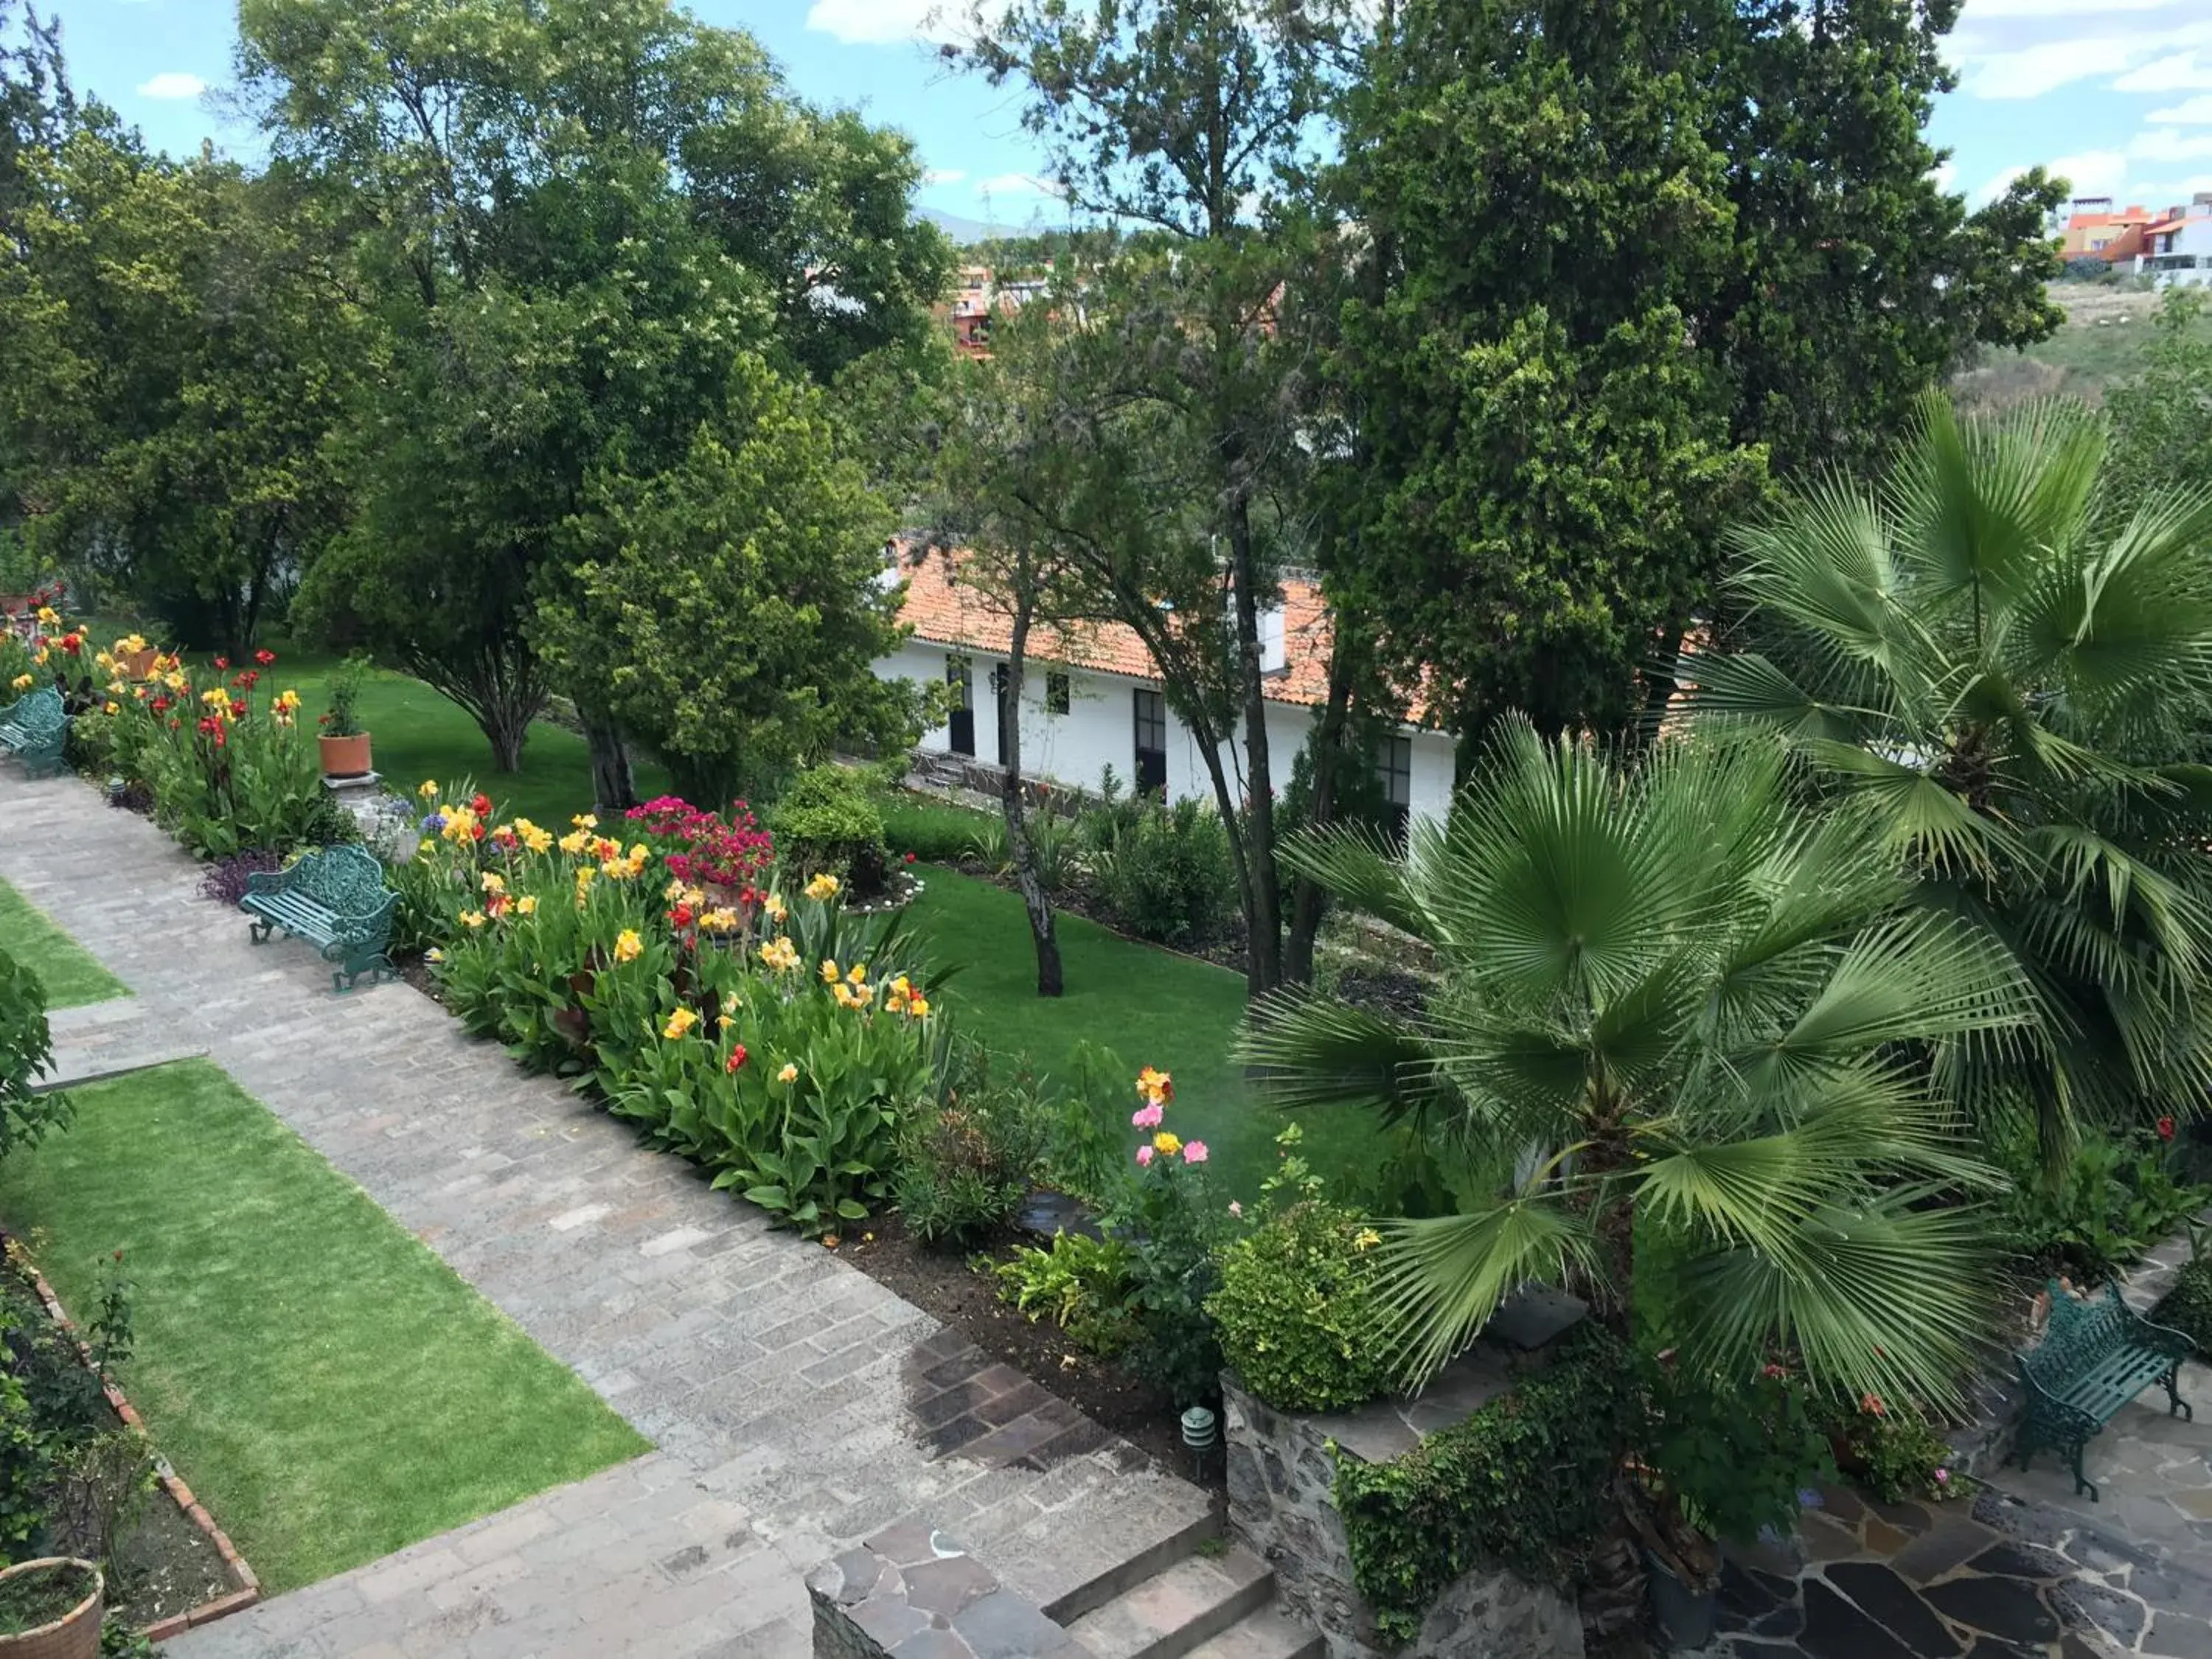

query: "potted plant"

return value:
[318, 654, 372, 778]
[0, 1558, 101, 1659]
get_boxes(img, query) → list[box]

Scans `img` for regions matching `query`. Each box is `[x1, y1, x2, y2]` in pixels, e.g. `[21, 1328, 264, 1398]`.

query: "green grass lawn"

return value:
[0, 1059, 647, 1591]
[0, 876, 128, 1006]
[906, 867, 1380, 1195]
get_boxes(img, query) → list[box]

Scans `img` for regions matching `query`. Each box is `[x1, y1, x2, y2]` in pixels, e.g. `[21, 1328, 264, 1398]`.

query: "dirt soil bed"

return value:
[838, 1212, 1218, 1492]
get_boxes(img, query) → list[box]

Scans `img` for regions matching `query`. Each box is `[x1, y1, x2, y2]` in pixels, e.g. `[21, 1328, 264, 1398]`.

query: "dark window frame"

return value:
[1133, 688, 1168, 796]
[1046, 669, 1071, 716]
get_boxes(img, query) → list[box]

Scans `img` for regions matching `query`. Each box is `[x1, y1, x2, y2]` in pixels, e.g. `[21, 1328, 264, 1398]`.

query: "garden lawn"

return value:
[906, 867, 1381, 1195]
[0, 875, 127, 1006]
[0, 1058, 647, 1591]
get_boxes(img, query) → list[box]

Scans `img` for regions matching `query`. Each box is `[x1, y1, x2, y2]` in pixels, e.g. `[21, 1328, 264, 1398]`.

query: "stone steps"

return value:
[1058, 1533, 1320, 1659]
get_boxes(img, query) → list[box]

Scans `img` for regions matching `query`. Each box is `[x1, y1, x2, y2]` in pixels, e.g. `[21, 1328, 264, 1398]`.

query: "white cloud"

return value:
[1962, 0, 2180, 13]
[2130, 128, 2212, 162]
[1931, 160, 1958, 195]
[1961, 38, 2146, 99]
[804, 0, 940, 44]
[978, 172, 1065, 198]
[135, 71, 206, 100]
[2120, 51, 2212, 92]
[925, 168, 967, 187]
[2147, 94, 2212, 122]
[2017, 148, 2129, 201]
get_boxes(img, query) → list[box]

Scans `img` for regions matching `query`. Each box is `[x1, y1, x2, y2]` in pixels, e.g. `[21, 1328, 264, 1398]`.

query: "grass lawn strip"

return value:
[0, 874, 128, 1007]
[906, 866, 1380, 1194]
[0, 1057, 647, 1593]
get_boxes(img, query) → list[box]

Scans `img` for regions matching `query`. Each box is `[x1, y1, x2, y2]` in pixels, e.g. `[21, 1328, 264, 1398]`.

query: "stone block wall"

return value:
[1222, 1374, 1585, 1659]
[806, 1520, 1092, 1659]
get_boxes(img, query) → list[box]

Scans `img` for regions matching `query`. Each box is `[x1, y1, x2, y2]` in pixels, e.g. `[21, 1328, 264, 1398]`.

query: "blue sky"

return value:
[44, 0, 2212, 226]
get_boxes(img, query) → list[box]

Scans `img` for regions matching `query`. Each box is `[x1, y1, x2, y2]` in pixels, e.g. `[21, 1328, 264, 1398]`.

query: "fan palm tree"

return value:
[1238, 720, 2032, 1400]
[1685, 394, 2212, 1154]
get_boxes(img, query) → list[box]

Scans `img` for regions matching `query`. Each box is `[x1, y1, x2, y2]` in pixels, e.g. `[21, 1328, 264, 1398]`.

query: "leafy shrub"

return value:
[197, 849, 285, 908]
[0, 947, 72, 1162]
[1814, 1393, 1955, 1504]
[897, 1077, 1051, 1248]
[1333, 1326, 1644, 1646]
[880, 793, 989, 865]
[1994, 1124, 2210, 1284]
[2153, 1255, 2212, 1354]
[1090, 797, 1237, 945]
[770, 765, 891, 896]
[991, 1231, 1143, 1355]
[1211, 1201, 1391, 1413]
[1645, 1363, 1832, 1546]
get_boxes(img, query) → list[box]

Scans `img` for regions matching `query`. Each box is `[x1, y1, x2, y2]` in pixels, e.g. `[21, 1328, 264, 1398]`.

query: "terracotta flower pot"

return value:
[0, 595, 32, 619]
[117, 647, 158, 680]
[0, 1558, 102, 1659]
[319, 732, 373, 778]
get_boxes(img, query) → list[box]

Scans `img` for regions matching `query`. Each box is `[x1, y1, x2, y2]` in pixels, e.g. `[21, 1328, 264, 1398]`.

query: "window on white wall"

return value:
[947, 655, 975, 757]
[1133, 689, 1168, 796]
[1046, 670, 1071, 715]
[1379, 734, 1411, 847]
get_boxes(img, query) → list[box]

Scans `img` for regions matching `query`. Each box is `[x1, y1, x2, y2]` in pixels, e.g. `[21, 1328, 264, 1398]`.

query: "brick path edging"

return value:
[19, 1251, 260, 1639]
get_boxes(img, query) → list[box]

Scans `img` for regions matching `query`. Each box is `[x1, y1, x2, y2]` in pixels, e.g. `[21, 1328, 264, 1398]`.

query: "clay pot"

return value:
[116, 647, 158, 680]
[319, 732, 373, 778]
[0, 1558, 102, 1659]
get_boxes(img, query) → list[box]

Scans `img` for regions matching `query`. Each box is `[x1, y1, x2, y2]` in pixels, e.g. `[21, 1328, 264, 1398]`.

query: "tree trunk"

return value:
[1227, 498, 1284, 995]
[582, 708, 637, 815]
[1001, 594, 1065, 997]
[1285, 639, 1356, 985]
[488, 717, 528, 774]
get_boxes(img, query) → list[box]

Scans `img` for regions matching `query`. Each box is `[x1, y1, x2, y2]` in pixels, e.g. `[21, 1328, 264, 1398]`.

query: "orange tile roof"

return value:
[894, 545, 1340, 709]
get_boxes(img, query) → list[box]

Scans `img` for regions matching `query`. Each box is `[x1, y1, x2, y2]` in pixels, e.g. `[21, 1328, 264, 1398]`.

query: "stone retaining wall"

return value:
[1222, 1367, 1584, 1659]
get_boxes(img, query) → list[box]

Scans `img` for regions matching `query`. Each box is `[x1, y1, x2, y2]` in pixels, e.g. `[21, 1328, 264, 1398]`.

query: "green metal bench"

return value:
[240, 844, 398, 995]
[0, 686, 67, 778]
[2013, 1279, 2194, 1501]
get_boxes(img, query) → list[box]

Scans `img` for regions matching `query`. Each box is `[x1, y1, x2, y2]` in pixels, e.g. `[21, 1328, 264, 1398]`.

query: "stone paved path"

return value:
[0, 775, 1208, 1657]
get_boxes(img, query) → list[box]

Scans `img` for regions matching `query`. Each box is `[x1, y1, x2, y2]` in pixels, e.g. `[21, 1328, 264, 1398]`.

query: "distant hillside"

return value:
[1954, 284, 2211, 413]
[920, 208, 995, 245]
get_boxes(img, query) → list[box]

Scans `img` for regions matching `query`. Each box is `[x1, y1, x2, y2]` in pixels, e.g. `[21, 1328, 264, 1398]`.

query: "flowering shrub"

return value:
[1211, 1197, 1391, 1413]
[197, 849, 286, 908]
[88, 641, 341, 858]
[422, 790, 942, 1233]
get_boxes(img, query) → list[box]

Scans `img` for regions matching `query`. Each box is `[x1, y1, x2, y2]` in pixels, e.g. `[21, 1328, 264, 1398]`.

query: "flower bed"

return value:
[1, 1239, 254, 1641]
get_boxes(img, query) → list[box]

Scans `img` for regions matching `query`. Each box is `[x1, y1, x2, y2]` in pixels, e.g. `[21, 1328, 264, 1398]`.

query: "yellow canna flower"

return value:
[664, 878, 686, 902]
[460, 910, 487, 929]
[94, 653, 114, 671]
[765, 894, 787, 922]
[573, 813, 599, 830]
[804, 872, 841, 902]
[480, 871, 506, 894]
[819, 959, 840, 984]
[558, 830, 589, 855]
[847, 963, 868, 984]
[908, 996, 930, 1018]
[613, 928, 642, 963]
[419, 779, 440, 799]
[102, 700, 119, 716]
[1152, 1132, 1182, 1157]
[776, 1062, 799, 1085]
[663, 1006, 700, 1040]
[1353, 1228, 1382, 1252]
[274, 689, 301, 712]
[8, 675, 30, 692]
[515, 895, 539, 916]
[524, 827, 553, 855]
[716, 1013, 735, 1031]
[34, 607, 56, 625]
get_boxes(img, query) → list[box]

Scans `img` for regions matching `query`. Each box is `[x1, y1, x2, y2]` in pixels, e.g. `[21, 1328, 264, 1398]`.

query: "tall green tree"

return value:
[0, 130, 358, 650]
[1686, 397, 2212, 1154]
[958, 0, 1343, 994]
[241, 0, 950, 787]
[1240, 721, 2031, 1402]
[1329, 0, 2062, 748]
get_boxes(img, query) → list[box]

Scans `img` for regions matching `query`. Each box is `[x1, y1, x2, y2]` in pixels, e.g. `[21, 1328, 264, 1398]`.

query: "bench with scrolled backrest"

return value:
[239, 844, 397, 995]
[0, 686, 67, 778]
[2013, 1278, 2193, 1501]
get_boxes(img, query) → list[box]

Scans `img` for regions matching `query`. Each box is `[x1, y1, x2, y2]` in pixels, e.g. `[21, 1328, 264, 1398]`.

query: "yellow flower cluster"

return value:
[757, 936, 801, 973]
[613, 928, 643, 963]
[441, 804, 481, 844]
[507, 817, 554, 854]
[803, 873, 840, 902]
[663, 1006, 700, 1040]
[883, 975, 930, 1020]
[776, 1062, 800, 1085]
[460, 910, 487, 929]
[272, 688, 302, 725]
[8, 675, 29, 692]
[1137, 1066, 1174, 1107]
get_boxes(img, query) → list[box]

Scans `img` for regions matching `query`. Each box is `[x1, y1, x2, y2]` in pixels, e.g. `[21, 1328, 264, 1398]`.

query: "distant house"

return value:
[872, 546, 1458, 840]
[2061, 198, 2156, 259]
[2138, 195, 2212, 288]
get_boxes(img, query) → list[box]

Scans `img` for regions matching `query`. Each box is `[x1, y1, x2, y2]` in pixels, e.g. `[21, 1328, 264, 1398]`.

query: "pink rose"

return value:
[1135, 1144, 1155, 1167]
[1228, 1200, 1243, 1217]
[1182, 1140, 1208, 1165]
[1131, 1102, 1165, 1129]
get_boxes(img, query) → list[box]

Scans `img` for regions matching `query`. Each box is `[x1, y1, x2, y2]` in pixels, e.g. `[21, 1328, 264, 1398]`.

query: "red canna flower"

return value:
[254, 649, 276, 666]
[903, 851, 917, 863]
[213, 655, 229, 670]
[726, 1044, 748, 1074]
[2159, 1116, 2177, 1142]
[471, 793, 493, 817]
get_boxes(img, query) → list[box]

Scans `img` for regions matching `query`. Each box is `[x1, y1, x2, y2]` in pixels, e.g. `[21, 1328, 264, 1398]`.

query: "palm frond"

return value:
[1276, 820, 1430, 939]
[1237, 990, 1461, 1130]
[1371, 1196, 1599, 1385]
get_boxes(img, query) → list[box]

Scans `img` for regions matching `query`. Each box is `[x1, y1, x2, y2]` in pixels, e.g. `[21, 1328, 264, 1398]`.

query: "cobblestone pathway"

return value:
[1708, 1371, 2212, 1658]
[0, 776, 1208, 1657]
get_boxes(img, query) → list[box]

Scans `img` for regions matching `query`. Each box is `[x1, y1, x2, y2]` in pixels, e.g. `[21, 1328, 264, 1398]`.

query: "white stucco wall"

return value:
[877, 640, 1458, 830]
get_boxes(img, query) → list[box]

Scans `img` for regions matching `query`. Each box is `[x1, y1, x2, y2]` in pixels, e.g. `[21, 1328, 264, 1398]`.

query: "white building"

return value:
[2140, 195, 2212, 288]
[874, 546, 1458, 838]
